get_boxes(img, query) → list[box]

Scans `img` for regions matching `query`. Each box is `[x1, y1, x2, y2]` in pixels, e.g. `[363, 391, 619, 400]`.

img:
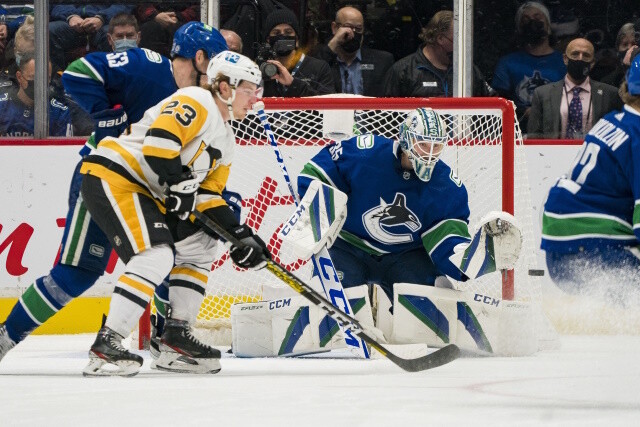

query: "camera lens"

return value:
[260, 62, 278, 79]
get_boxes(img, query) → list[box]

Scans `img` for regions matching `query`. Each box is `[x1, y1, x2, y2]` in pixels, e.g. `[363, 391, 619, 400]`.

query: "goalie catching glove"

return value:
[449, 211, 523, 279]
[228, 225, 270, 270]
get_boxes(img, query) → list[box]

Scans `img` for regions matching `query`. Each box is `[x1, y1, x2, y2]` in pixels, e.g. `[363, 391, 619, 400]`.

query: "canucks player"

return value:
[541, 53, 640, 305]
[297, 108, 521, 297]
[0, 22, 228, 363]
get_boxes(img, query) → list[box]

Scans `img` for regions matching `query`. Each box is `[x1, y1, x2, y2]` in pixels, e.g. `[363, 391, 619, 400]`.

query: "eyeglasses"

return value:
[336, 23, 364, 34]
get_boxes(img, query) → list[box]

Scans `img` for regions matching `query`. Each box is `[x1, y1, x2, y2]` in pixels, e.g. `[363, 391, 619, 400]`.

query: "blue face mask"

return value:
[113, 38, 138, 53]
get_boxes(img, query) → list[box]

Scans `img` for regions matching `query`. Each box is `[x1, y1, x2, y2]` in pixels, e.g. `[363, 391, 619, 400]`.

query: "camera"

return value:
[255, 38, 296, 79]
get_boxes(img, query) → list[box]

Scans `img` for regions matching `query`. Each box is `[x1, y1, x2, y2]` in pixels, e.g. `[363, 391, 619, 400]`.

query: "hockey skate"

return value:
[83, 326, 143, 377]
[149, 314, 161, 360]
[152, 318, 221, 374]
[0, 324, 16, 362]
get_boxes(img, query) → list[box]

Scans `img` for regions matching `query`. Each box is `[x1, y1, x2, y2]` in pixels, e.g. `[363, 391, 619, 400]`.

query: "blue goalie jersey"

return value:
[542, 105, 640, 253]
[298, 134, 472, 280]
[62, 48, 177, 152]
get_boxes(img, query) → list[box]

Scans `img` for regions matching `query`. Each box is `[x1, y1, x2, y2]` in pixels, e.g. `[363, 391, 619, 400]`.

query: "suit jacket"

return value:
[528, 79, 623, 139]
[311, 44, 394, 97]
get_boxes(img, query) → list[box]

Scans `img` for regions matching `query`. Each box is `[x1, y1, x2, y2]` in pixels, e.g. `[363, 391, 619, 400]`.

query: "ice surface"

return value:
[1, 334, 639, 426]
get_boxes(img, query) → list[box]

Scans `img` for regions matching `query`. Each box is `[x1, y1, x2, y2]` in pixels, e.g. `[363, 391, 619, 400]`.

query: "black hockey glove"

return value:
[228, 225, 270, 270]
[165, 172, 199, 220]
[92, 105, 128, 144]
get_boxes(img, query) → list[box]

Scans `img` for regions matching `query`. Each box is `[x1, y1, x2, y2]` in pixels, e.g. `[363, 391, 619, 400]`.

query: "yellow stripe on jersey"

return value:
[80, 162, 151, 195]
[98, 138, 147, 183]
[141, 145, 181, 160]
[119, 274, 155, 297]
[149, 94, 209, 147]
[199, 163, 231, 195]
[196, 197, 227, 212]
[170, 266, 209, 284]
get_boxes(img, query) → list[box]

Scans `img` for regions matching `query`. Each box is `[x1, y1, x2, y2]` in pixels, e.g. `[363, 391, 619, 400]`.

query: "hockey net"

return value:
[142, 96, 557, 348]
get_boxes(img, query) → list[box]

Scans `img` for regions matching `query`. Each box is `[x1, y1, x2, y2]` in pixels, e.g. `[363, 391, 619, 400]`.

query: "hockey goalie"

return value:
[232, 108, 534, 358]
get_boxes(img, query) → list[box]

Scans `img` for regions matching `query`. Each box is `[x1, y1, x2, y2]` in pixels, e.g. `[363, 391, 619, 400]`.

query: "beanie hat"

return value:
[515, 2, 551, 32]
[263, 8, 299, 39]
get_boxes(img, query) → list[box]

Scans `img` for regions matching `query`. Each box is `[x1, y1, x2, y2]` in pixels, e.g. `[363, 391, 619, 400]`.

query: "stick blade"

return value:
[391, 344, 460, 373]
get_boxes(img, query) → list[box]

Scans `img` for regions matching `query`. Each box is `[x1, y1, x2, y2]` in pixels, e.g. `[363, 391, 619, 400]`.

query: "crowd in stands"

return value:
[0, 1, 638, 139]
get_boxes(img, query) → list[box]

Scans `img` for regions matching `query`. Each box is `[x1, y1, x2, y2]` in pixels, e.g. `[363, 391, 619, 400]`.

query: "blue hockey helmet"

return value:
[627, 50, 640, 95]
[171, 21, 228, 60]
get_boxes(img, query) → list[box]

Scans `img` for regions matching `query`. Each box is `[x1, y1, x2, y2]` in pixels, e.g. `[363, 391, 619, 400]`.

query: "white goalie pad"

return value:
[231, 285, 379, 357]
[379, 283, 537, 356]
[279, 180, 348, 260]
[449, 211, 523, 279]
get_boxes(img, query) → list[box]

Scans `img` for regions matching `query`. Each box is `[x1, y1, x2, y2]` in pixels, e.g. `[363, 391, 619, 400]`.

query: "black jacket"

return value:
[383, 46, 494, 97]
[311, 44, 394, 96]
[263, 54, 335, 97]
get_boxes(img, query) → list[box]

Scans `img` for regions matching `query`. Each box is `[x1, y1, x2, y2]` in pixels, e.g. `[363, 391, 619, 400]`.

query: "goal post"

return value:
[137, 96, 552, 348]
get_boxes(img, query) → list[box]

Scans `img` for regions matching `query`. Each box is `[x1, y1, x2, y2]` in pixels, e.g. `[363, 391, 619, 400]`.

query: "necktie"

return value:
[567, 87, 582, 138]
[343, 69, 352, 94]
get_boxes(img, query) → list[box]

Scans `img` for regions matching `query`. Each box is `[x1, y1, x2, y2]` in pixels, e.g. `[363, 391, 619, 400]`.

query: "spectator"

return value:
[310, 6, 393, 96]
[260, 8, 334, 97]
[0, 15, 34, 92]
[49, 4, 133, 72]
[491, 1, 566, 130]
[0, 52, 73, 137]
[602, 23, 639, 88]
[107, 13, 140, 53]
[528, 37, 622, 139]
[383, 10, 493, 97]
[221, 29, 243, 54]
[136, 3, 198, 58]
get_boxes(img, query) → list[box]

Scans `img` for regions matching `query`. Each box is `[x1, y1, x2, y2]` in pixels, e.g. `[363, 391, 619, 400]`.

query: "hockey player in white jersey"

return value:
[232, 108, 528, 357]
[79, 51, 267, 376]
[541, 52, 640, 305]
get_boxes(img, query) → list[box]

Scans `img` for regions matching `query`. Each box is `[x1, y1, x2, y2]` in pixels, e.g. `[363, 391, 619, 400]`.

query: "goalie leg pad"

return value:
[386, 283, 537, 356]
[280, 180, 348, 260]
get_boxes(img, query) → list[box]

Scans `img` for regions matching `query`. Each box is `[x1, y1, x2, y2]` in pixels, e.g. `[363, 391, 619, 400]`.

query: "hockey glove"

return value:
[165, 172, 199, 220]
[228, 225, 270, 270]
[92, 105, 128, 144]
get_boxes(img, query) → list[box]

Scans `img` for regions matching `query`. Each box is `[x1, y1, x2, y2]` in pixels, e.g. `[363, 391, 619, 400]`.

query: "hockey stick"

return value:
[253, 102, 370, 359]
[192, 210, 460, 372]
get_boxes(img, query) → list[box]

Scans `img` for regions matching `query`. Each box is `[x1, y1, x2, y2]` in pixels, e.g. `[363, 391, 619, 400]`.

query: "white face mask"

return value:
[113, 38, 138, 53]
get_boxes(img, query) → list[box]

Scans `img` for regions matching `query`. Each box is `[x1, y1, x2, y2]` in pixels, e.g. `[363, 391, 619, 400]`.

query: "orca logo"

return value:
[362, 193, 421, 244]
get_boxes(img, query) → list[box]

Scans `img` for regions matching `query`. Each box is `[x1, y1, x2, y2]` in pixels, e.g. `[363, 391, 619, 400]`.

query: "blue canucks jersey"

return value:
[0, 90, 72, 137]
[298, 134, 472, 280]
[62, 48, 177, 151]
[542, 105, 640, 253]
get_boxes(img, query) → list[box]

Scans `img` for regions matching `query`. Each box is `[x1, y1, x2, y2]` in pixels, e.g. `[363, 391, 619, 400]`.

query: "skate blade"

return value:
[151, 351, 221, 374]
[83, 355, 141, 377]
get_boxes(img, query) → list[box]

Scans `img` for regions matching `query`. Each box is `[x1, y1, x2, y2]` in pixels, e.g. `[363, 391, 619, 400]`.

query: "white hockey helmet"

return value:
[207, 50, 262, 87]
[398, 107, 448, 182]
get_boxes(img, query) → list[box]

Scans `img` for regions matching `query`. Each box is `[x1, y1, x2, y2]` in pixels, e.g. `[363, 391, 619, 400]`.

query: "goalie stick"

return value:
[254, 102, 370, 359]
[192, 210, 460, 372]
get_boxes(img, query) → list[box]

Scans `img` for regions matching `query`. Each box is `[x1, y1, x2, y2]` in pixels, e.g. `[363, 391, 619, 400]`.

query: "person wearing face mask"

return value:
[602, 23, 639, 89]
[261, 8, 334, 97]
[528, 37, 621, 139]
[0, 52, 73, 137]
[106, 13, 140, 53]
[383, 10, 493, 98]
[310, 6, 393, 96]
[491, 2, 566, 131]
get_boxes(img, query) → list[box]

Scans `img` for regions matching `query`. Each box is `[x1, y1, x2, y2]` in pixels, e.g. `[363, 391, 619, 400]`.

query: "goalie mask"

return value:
[399, 108, 448, 182]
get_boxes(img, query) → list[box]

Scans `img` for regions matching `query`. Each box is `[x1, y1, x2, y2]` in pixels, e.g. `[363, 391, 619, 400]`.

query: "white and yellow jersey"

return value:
[81, 86, 235, 213]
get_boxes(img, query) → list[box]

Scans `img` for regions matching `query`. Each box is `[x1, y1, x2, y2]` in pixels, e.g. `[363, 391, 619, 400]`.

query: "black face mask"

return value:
[617, 50, 627, 62]
[340, 32, 362, 54]
[446, 50, 454, 64]
[567, 58, 591, 82]
[520, 19, 547, 46]
[24, 79, 35, 99]
[268, 35, 297, 56]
